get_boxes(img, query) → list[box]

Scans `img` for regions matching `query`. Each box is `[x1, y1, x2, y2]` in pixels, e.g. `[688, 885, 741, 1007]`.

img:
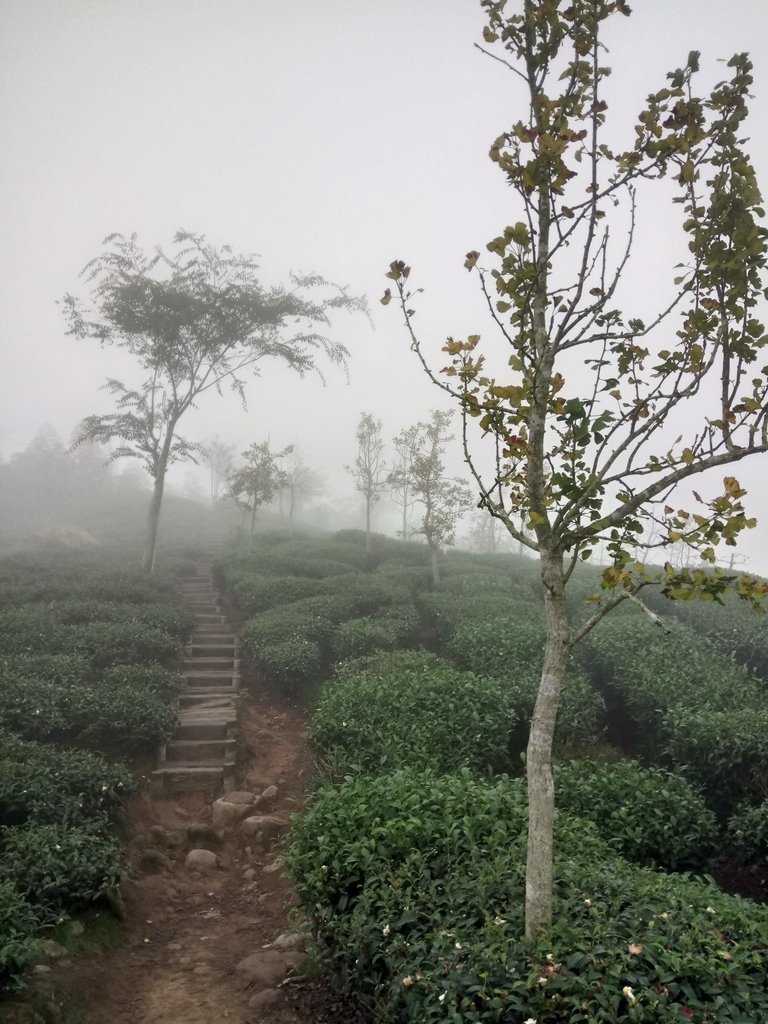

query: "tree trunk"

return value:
[142, 472, 166, 573]
[525, 547, 568, 941]
[141, 425, 176, 574]
[288, 483, 295, 538]
[430, 545, 440, 586]
[365, 500, 372, 554]
[250, 503, 256, 543]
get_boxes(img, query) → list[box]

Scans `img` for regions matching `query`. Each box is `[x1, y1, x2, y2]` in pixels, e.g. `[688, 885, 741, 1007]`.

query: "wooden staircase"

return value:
[152, 571, 239, 795]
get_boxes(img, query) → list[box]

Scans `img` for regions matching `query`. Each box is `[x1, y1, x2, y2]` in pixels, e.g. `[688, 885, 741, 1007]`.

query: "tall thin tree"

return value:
[385, 0, 768, 939]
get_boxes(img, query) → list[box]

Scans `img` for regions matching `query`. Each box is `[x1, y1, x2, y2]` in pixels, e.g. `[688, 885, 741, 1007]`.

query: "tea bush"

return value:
[67, 621, 180, 668]
[728, 800, 768, 860]
[644, 587, 768, 679]
[239, 581, 414, 689]
[227, 574, 327, 617]
[441, 617, 605, 748]
[585, 616, 768, 805]
[661, 704, 768, 809]
[0, 553, 179, 608]
[418, 591, 534, 645]
[0, 732, 135, 827]
[0, 612, 181, 667]
[0, 883, 41, 990]
[286, 769, 768, 1024]
[330, 607, 420, 662]
[0, 659, 179, 746]
[311, 651, 518, 778]
[0, 821, 121, 921]
[555, 759, 718, 870]
[42, 599, 193, 640]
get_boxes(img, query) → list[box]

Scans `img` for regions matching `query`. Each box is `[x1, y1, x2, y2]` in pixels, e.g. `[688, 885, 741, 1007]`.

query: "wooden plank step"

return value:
[151, 765, 227, 794]
[184, 657, 237, 671]
[165, 738, 236, 762]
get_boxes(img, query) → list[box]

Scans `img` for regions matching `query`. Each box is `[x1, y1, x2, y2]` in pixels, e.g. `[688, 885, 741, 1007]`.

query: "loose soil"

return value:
[12, 687, 365, 1024]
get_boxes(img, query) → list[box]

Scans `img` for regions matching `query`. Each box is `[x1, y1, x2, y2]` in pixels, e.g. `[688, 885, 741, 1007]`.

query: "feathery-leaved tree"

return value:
[229, 440, 289, 542]
[385, 0, 768, 940]
[64, 231, 363, 572]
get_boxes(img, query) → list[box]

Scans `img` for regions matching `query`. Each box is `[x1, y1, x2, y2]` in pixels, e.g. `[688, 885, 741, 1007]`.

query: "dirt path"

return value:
[31, 690, 342, 1024]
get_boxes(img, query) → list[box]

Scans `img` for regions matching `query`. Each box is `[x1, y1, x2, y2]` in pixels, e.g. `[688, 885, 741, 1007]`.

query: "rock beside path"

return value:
[235, 948, 308, 988]
[240, 814, 289, 844]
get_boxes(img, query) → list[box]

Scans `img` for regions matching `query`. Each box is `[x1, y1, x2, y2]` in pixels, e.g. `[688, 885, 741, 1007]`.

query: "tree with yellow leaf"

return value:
[385, 0, 768, 942]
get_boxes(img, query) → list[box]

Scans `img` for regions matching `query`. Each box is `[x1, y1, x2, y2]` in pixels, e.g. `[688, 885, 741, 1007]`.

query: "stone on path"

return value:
[185, 849, 220, 872]
[240, 814, 289, 844]
[248, 988, 284, 1015]
[235, 948, 308, 988]
[212, 797, 252, 828]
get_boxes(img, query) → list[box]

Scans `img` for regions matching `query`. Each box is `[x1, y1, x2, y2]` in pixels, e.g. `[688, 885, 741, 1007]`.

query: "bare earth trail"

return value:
[50, 692, 325, 1024]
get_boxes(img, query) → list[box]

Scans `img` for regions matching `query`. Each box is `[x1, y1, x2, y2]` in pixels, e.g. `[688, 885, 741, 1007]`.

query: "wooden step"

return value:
[151, 765, 228, 795]
[165, 738, 237, 763]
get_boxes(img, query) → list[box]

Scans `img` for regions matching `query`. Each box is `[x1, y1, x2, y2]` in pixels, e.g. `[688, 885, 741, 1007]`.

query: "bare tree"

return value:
[385, 1, 768, 940]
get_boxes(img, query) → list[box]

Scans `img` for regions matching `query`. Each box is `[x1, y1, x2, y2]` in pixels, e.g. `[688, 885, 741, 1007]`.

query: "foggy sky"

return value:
[2, 1, 768, 566]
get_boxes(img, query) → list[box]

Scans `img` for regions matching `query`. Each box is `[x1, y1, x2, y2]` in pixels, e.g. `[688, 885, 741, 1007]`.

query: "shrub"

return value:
[330, 607, 420, 662]
[0, 612, 180, 666]
[446, 614, 547, 674]
[0, 660, 179, 747]
[0, 821, 121, 920]
[728, 800, 768, 860]
[418, 591, 534, 644]
[68, 621, 180, 668]
[0, 732, 134, 827]
[555, 759, 718, 869]
[228, 574, 327, 617]
[240, 583, 413, 688]
[0, 607, 60, 656]
[585, 617, 768, 806]
[286, 769, 768, 1024]
[311, 651, 518, 777]
[0, 883, 41, 990]
[439, 617, 605, 748]
[662, 704, 768, 809]
[40, 599, 193, 640]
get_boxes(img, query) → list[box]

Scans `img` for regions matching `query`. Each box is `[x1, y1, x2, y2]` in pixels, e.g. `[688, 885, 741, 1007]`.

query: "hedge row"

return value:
[238, 575, 417, 690]
[286, 769, 768, 1024]
[0, 549, 192, 988]
[584, 615, 768, 808]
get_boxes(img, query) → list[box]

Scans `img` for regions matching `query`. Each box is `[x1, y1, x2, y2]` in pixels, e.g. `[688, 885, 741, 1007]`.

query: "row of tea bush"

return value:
[0, 551, 190, 987]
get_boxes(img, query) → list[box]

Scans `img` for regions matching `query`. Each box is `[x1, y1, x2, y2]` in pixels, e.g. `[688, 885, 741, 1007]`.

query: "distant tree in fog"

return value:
[389, 423, 420, 539]
[64, 230, 363, 572]
[202, 436, 237, 504]
[277, 446, 324, 537]
[346, 413, 387, 553]
[391, 410, 472, 584]
[229, 440, 288, 542]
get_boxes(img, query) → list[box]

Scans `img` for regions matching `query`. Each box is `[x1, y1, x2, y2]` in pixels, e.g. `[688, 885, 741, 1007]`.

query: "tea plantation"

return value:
[0, 550, 190, 988]
[215, 530, 768, 1024]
